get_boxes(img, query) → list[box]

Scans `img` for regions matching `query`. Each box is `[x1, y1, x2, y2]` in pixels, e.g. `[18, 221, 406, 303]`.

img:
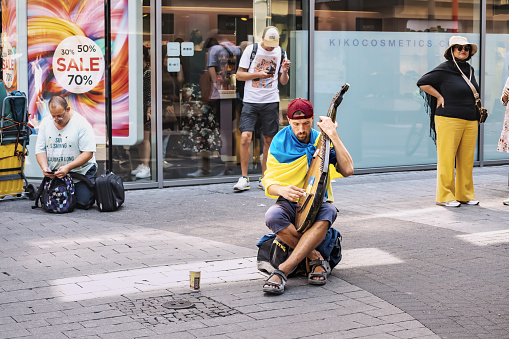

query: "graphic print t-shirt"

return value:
[35, 111, 96, 175]
[238, 44, 286, 103]
[207, 42, 241, 79]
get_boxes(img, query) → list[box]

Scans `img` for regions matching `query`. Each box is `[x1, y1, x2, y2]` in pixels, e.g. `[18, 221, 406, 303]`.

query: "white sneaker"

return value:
[135, 165, 151, 179]
[234, 176, 250, 191]
[163, 161, 173, 168]
[258, 177, 265, 190]
[131, 164, 143, 175]
[436, 200, 461, 207]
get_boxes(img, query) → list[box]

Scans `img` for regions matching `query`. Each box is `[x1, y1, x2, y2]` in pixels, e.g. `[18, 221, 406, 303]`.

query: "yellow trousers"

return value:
[434, 116, 478, 203]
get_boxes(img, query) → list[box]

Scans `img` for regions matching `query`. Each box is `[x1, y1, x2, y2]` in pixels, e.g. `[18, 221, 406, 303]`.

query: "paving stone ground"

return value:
[1, 165, 508, 338]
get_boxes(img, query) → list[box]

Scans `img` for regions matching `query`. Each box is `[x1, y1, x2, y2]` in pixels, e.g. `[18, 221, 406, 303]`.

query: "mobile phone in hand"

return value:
[46, 169, 55, 174]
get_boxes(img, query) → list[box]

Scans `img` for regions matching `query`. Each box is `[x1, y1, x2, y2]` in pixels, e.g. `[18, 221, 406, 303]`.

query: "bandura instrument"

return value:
[295, 83, 350, 233]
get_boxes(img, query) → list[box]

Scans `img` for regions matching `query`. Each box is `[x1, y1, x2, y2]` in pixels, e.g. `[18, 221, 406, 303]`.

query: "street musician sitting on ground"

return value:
[261, 98, 354, 295]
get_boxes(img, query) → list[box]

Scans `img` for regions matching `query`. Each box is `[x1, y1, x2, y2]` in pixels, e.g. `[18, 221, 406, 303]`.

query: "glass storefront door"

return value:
[115, 0, 157, 185]
[153, 0, 306, 185]
[157, 1, 252, 180]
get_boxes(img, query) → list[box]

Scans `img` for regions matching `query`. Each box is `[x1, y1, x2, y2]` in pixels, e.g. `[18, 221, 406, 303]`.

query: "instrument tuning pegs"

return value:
[334, 83, 350, 107]
[340, 83, 350, 95]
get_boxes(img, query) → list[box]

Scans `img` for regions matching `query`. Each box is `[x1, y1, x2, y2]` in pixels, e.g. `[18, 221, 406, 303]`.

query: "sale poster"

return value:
[1, 0, 17, 91]
[27, 0, 130, 139]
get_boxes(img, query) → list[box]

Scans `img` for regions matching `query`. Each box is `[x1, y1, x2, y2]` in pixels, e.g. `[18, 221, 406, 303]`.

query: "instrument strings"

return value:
[319, 140, 326, 171]
[318, 93, 337, 172]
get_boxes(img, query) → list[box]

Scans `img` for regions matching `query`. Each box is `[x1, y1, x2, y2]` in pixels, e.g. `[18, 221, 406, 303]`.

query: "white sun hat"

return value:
[444, 35, 477, 58]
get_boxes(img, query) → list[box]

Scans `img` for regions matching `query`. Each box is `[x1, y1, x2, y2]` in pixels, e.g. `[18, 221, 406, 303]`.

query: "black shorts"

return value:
[239, 102, 279, 137]
[265, 197, 337, 234]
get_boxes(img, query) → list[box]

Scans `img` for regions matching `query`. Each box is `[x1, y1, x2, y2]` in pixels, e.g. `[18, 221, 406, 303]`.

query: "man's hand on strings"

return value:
[316, 116, 338, 139]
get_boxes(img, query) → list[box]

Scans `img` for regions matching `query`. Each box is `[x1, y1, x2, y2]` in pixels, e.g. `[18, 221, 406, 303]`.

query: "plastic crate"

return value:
[0, 143, 24, 198]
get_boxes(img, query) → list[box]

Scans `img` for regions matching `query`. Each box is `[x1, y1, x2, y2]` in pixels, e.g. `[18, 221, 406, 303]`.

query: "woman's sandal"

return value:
[308, 259, 331, 286]
[262, 269, 287, 295]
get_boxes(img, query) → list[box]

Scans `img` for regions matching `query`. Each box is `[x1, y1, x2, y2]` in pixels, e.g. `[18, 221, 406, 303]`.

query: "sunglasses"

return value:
[454, 45, 471, 52]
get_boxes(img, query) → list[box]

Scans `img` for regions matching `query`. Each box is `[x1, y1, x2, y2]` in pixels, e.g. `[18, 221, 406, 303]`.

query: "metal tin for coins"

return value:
[189, 271, 201, 290]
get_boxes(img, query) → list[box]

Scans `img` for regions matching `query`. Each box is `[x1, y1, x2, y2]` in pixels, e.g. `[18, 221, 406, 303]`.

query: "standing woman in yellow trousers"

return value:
[417, 36, 480, 207]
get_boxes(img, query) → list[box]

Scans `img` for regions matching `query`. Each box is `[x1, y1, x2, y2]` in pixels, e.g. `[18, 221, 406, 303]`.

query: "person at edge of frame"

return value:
[498, 78, 509, 205]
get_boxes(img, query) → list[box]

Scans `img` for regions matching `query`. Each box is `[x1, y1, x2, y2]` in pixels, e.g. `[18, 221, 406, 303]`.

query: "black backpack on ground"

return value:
[32, 172, 95, 213]
[32, 174, 77, 213]
[95, 171, 125, 212]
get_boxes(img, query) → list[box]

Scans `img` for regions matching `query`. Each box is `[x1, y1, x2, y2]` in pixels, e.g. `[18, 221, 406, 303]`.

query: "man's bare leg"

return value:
[276, 223, 322, 262]
[239, 131, 253, 177]
[264, 221, 329, 286]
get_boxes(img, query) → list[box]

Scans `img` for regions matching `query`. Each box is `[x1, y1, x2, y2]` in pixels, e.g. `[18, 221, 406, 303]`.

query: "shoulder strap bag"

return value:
[452, 57, 488, 123]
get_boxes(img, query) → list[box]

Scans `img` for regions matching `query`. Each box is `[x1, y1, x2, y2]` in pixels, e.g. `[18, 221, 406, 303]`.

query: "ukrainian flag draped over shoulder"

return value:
[262, 126, 342, 201]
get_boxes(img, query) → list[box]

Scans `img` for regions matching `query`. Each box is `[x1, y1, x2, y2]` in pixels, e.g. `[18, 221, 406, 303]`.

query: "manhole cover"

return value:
[162, 300, 194, 309]
[110, 293, 241, 325]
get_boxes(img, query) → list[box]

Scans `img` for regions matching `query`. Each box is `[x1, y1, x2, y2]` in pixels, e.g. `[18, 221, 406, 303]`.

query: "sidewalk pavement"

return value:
[1, 165, 509, 339]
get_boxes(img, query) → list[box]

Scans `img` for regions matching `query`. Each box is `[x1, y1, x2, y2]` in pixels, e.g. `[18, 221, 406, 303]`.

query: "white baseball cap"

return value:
[262, 26, 280, 48]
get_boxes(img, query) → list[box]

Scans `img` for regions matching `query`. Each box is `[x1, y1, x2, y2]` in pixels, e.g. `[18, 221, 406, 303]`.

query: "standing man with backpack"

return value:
[234, 26, 291, 191]
[35, 95, 97, 209]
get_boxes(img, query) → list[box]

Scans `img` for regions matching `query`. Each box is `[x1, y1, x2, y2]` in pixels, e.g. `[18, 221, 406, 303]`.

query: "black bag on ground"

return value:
[32, 172, 95, 213]
[257, 235, 299, 276]
[32, 174, 76, 213]
[95, 171, 125, 212]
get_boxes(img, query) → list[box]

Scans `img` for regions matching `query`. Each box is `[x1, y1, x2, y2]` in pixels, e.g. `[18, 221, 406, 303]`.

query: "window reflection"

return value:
[116, 6, 155, 183]
[112, 1, 305, 183]
[159, 1, 303, 180]
[314, 0, 481, 169]
[315, 0, 478, 33]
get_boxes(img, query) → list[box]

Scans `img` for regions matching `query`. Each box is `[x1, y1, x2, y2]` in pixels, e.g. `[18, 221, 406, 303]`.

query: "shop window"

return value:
[314, 0, 481, 169]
